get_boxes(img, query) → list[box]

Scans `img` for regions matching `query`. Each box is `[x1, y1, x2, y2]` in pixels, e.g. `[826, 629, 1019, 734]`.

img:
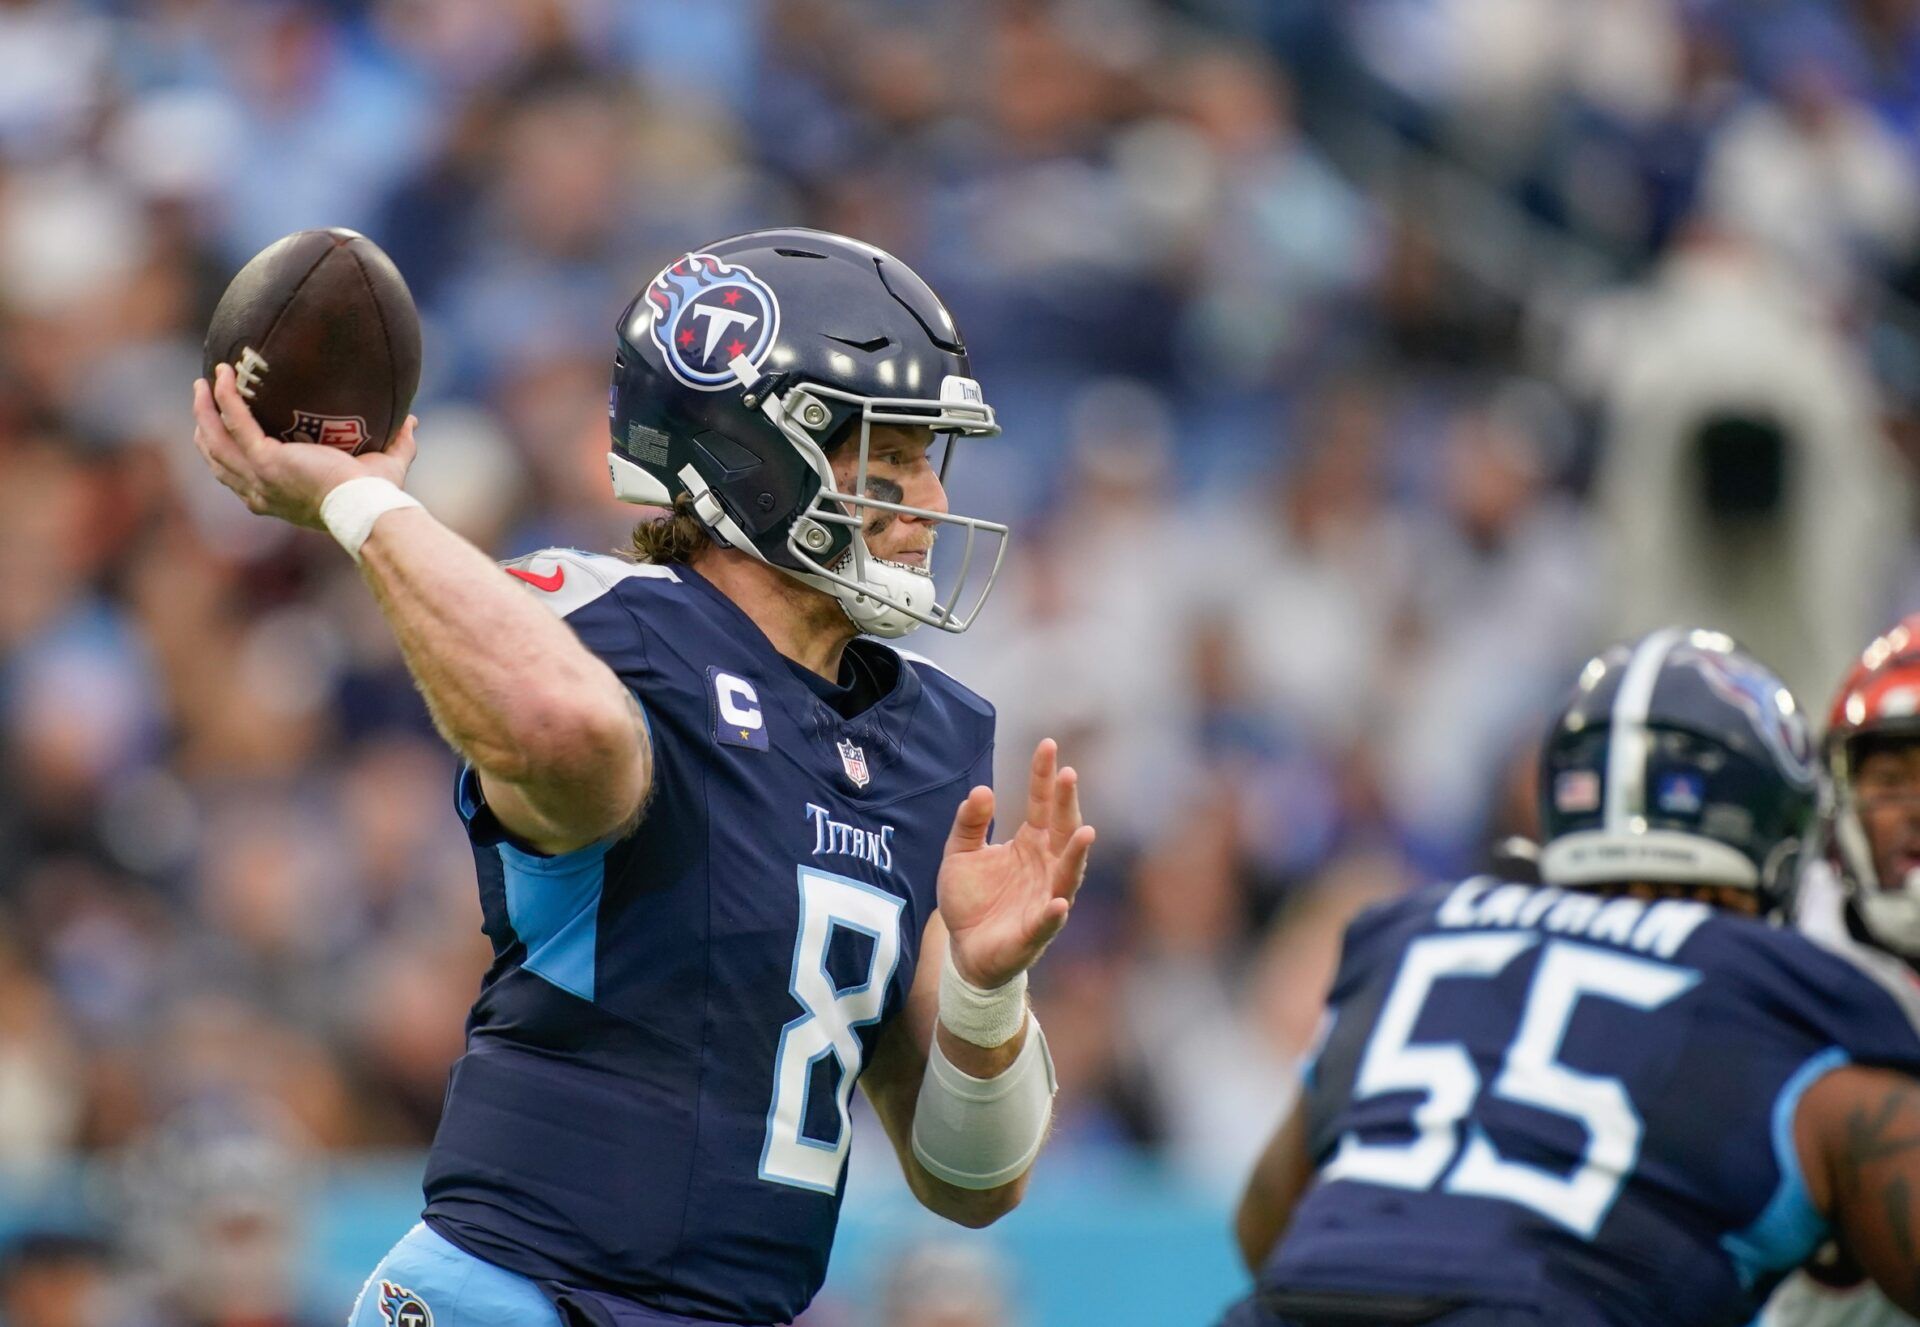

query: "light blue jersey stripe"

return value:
[501, 835, 612, 1002]
[1721, 1046, 1848, 1288]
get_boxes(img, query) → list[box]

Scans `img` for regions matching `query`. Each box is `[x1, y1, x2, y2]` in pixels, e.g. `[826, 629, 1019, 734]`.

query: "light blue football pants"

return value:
[347, 1222, 563, 1327]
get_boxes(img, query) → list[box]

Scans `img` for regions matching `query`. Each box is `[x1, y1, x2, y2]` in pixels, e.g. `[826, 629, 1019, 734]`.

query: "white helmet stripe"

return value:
[1605, 627, 1688, 834]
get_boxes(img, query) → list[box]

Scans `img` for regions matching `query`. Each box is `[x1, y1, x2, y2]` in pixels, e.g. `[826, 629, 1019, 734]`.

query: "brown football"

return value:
[203, 228, 421, 455]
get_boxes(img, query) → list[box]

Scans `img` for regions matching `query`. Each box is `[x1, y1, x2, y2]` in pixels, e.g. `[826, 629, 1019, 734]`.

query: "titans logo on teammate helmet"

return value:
[377, 1281, 432, 1327]
[644, 252, 782, 391]
[1683, 641, 1817, 784]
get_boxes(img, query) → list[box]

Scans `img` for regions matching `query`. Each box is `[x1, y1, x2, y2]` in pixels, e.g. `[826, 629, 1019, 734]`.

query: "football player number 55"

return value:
[1323, 934, 1698, 1237]
[760, 866, 904, 1193]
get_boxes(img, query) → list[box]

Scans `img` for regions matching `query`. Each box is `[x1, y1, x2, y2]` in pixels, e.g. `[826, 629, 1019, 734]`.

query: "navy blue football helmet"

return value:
[608, 228, 1004, 637]
[1537, 628, 1818, 915]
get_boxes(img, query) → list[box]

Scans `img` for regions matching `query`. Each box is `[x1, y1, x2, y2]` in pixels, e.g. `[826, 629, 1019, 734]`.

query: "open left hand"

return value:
[937, 739, 1095, 990]
[191, 362, 416, 530]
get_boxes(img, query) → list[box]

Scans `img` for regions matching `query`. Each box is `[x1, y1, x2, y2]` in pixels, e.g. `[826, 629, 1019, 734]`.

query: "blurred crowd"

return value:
[7, 0, 1920, 1322]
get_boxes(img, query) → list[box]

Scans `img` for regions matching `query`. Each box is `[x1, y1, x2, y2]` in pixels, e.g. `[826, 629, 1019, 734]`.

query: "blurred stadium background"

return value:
[5, 0, 1920, 1323]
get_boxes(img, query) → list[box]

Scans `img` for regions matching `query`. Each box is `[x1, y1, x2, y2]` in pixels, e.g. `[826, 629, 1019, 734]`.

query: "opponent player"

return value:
[1228, 629, 1920, 1327]
[190, 229, 1094, 1327]
[1763, 617, 1920, 1327]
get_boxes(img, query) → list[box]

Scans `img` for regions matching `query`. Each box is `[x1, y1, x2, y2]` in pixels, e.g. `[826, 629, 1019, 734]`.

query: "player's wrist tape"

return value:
[320, 477, 422, 561]
[910, 1018, 1057, 1191]
[938, 953, 1028, 1048]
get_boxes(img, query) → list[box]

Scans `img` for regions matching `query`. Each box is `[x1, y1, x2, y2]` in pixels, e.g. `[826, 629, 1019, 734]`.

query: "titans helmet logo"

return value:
[377, 1281, 433, 1327]
[645, 252, 782, 391]
[1685, 645, 1817, 785]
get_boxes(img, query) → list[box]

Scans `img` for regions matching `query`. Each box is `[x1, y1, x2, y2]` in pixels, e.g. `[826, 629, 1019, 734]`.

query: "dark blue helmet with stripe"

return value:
[1538, 628, 1818, 914]
[607, 228, 1006, 638]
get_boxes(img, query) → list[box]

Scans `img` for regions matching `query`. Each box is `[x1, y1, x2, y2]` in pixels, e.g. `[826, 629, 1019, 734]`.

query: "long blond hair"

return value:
[627, 496, 713, 564]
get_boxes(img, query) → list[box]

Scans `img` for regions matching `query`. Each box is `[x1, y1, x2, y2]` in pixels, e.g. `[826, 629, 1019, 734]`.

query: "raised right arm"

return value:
[357, 510, 651, 854]
[192, 367, 649, 855]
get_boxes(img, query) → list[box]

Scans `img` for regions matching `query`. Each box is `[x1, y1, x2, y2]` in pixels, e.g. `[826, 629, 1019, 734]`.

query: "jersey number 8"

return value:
[759, 866, 905, 1193]
[1323, 933, 1699, 1237]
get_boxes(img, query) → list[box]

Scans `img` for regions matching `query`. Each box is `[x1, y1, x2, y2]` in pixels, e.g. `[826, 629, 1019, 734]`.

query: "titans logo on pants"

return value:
[378, 1281, 433, 1327]
[646, 252, 782, 390]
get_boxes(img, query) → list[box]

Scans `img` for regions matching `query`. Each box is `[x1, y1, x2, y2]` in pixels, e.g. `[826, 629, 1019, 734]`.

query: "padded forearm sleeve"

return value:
[909, 1020, 1058, 1190]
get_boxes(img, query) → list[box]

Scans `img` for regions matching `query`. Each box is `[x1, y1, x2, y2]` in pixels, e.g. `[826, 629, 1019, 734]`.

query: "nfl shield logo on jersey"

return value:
[377, 1282, 432, 1327]
[837, 738, 870, 789]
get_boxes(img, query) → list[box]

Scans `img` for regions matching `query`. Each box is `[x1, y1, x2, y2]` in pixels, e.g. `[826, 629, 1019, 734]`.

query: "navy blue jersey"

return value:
[421, 550, 993, 1325]
[1258, 878, 1920, 1327]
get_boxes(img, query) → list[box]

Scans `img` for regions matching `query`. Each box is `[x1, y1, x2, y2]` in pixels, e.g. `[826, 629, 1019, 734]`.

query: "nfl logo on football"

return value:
[282, 410, 369, 450]
[837, 738, 870, 789]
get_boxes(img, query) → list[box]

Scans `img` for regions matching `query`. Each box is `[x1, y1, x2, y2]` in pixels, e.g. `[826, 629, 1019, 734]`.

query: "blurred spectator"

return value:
[1206, 382, 1414, 756]
[0, 942, 82, 1183]
[1378, 387, 1596, 869]
[116, 1100, 323, 1327]
[210, 3, 438, 265]
[401, 402, 527, 549]
[874, 1239, 1017, 1327]
[432, 64, 646, 388]
[0, 1233, 137, 1327]
[1167, 49, 1380, 385]
[0, 2, 111, 163]
[1701, 33, 1920, 300]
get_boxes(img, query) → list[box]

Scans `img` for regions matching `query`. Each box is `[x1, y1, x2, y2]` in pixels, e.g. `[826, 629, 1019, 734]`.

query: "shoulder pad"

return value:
[500, 548, 679, 619]
[1805, 927, 1920, 1036]
[890, 645, 994, 717]
[1363, 879, 1460, 942]
[890, 645, 955, 678]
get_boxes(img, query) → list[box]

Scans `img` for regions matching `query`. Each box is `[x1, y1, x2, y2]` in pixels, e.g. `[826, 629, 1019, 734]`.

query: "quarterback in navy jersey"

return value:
[1229, 630, 1920, 1327]
[191, 230, 1094, 1326]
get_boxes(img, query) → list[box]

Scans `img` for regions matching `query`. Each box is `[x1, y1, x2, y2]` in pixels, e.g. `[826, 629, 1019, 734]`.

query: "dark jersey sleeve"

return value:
[1755, 929, 1920, 1076]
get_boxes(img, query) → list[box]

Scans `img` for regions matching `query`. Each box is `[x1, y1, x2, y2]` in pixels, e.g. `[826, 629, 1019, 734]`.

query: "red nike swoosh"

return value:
[507, 565, 565, 592]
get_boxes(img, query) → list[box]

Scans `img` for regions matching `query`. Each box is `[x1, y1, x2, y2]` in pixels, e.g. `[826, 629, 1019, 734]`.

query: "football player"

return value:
[191, 229, 1094, 1327]
[1228, 629, 1920, 1327]
[1764, 617, 1920, 1327]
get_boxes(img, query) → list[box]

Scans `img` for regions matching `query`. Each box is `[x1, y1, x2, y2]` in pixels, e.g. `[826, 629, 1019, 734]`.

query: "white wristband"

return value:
[939, 951, 1028, 1048]
[319, 476, 422, 561]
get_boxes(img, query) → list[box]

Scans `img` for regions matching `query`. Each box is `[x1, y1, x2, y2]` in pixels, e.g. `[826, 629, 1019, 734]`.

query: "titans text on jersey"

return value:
[1255, 877, 1920, 1327]
[422, 548, 994, 1325]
